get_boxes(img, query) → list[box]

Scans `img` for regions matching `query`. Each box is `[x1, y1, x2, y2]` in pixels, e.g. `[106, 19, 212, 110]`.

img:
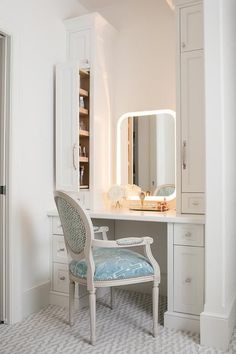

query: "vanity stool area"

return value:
[48, 210, 205, 334]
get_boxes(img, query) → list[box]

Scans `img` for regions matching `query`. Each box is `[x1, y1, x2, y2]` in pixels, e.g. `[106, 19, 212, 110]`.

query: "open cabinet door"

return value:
[55, 62, 79, 191]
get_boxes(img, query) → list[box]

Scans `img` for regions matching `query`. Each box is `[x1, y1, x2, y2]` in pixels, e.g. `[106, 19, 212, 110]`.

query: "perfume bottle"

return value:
[79, 96, 85, 108]
[79, 166, 85, 186]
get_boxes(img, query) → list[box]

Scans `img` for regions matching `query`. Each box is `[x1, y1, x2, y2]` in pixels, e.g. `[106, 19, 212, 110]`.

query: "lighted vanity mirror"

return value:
[116, 110, 176, 200]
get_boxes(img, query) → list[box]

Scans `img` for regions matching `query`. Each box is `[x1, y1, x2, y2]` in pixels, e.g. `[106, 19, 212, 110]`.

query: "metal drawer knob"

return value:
[59, 276, 66, 281]
[58, 248, 65, 252]
[182, 42, 186, 49]
[185, 277, 192, 284]
[185, 232, 192, 238]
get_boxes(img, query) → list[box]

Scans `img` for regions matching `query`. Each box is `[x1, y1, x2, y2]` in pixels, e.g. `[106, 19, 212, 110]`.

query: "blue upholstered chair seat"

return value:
[69, 248, 154, 281]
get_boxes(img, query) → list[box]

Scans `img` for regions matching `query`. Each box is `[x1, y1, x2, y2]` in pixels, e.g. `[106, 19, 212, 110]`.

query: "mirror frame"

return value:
[116, 109, 176, 201]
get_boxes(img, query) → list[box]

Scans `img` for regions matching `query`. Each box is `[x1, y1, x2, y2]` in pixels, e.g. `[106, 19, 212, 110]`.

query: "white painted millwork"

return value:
[180, 4, 203, 52]
[181, 50, 205, 193]
[48, 208, 205, 334]
[53, 263, 69, 294]
[55, 62, 79, 192]
[67, 29, 90, 68]
[176, 0, 205, 214]
[174, 223, 204, 247]
[55, 13, 117, 210]
[173, 245, 204, 315]
[182, 193, 205, 214]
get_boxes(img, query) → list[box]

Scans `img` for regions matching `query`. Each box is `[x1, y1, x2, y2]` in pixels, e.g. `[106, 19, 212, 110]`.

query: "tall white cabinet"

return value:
[176, 0, 205, 214]
[55, 13, 117, 209]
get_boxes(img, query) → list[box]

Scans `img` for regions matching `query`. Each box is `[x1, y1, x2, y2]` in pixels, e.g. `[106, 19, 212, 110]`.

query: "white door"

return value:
[174, 245, 204, 315]
[181, 50, 205, 193]
[180, 4, 203, 52]
[67, 30, 90, 68]
[55, 63, 79, 191]
[0, 34, 7, 323]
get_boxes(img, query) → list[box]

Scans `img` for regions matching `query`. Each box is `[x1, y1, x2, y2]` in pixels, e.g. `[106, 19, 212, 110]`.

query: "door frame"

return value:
[0, 29, 11, 324]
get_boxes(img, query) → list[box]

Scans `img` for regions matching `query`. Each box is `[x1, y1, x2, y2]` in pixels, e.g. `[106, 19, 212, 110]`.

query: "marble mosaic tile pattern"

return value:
[0, 289, 235, 354]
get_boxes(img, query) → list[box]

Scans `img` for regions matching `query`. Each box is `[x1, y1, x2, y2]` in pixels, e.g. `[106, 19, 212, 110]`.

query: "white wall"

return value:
[0, 0, 88, 323]
[201, 0, 236, 350]
[97, 0, 175, 181]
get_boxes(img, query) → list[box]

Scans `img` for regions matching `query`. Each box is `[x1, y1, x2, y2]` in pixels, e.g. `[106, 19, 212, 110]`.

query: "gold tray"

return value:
[129, 206, 169, 212]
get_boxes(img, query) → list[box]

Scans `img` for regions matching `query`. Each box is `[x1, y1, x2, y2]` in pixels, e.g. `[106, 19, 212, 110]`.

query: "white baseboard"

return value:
[22, 281, 50, 319]
[200, 293, 236, 351]
[50, 288, 110, 309]
[164, 311, 200, 333]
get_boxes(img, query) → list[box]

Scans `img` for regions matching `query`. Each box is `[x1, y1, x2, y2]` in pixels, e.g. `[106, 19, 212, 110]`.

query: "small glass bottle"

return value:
[79, 96, 85, 108]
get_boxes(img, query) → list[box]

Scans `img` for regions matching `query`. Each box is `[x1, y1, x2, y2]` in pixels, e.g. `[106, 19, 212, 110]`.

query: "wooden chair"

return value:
[54, 190, 160, 345]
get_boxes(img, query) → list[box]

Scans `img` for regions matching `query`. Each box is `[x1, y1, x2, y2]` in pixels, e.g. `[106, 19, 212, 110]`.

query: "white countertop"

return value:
[48, 208, 205, 224]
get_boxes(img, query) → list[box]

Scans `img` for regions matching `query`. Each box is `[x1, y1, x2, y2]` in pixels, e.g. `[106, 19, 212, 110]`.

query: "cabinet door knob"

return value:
[185, 232, 192, 238]
[59, 276, 66, 281]
[182, 42, 186, 49]
[185, 277, 192, 283]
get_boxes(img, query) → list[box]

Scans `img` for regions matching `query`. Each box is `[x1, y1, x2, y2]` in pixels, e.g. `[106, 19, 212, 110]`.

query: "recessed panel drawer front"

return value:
[52, 216, 63, 235]
[53, 263, 69, 293]
[52, 235, 67, 263]
[174, 224, 204, 247]
[174, 245, 204, 315]
[182, 193, 205, 214]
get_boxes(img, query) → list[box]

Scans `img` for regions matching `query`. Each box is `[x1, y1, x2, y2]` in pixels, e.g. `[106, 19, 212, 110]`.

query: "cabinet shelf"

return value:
[79, 69, 89, 78]
[79, 107, 88, 115]
[80, 185, 89, 189]
[79, 156, 89, 163]
[79, 130, 89, 137]
[80, 88, 89, 97]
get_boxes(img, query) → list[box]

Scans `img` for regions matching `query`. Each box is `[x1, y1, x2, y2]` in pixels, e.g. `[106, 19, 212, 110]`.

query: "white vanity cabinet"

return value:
[55, 13, 117, 210]
[165, 222, 205, 333]
[176, 0, 205, 214]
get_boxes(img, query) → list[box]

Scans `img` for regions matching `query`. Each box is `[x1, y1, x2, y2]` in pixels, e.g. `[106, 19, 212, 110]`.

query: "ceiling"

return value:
[78, 0, 118, 11]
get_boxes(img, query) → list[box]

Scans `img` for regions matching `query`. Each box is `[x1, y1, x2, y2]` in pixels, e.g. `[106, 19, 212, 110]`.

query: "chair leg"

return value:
[89, 289, 96, 345]
[152, 283, 159, 337]
[69, 280, 75, 326]
[110, 287, 114, 309]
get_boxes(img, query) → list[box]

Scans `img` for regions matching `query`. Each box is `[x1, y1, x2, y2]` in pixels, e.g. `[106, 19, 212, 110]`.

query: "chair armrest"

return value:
[92, 237, 153, 248]
[93, 226, 109, 233]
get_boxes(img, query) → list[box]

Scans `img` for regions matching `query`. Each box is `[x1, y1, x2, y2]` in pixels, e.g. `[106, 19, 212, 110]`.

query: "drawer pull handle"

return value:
[185, 232, 192, 238]
[192, 201, 199, 206]
[59, 276, 66, 281]
[185, 278, 192, 284]
[58, 248, 65, 252]
[182, 140, 187, 170]
[57, 224, 62, 229]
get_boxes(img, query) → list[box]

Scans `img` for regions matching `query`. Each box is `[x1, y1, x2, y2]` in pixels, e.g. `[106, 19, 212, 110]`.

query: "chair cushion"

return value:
[69, 248, 154, 281]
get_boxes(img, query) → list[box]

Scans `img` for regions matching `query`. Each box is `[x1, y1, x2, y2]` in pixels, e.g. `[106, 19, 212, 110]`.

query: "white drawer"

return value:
[174, 224, 204, 247]
[182, 193, 205, 214]
[52, 235, 67, 263]
[52, 216, 63, 235]
[53, 263, 69, 293]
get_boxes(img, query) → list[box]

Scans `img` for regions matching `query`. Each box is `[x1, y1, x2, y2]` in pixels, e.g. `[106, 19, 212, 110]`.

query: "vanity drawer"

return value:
[52, 235, 67, 263]
[52, 216, 63, 235]
[182, 193, 205, 214]
[53, 263, 69, 293]
[174, 224, 204, 247]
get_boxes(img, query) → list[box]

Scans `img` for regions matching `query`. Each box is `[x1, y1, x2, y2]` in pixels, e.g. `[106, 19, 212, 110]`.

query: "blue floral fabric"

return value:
[69, 248, 154, 281]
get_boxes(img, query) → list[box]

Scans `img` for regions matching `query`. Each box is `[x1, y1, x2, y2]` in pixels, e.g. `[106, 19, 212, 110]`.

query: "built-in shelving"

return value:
[79, 69, 90, 190]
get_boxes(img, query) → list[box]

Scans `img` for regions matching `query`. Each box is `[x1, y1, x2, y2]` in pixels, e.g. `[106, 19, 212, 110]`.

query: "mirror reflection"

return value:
[119, 112, 175, 197]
